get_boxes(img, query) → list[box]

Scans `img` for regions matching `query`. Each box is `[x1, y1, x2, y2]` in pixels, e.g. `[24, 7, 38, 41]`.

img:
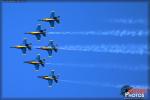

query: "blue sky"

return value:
[2, 2, 149, 99]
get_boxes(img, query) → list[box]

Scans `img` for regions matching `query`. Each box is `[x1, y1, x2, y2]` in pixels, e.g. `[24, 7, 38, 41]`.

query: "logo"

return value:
[121, 85, 147, 99]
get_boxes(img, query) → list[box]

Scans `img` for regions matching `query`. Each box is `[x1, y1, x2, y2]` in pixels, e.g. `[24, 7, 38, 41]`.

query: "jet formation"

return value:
[10, 11, 60, 87]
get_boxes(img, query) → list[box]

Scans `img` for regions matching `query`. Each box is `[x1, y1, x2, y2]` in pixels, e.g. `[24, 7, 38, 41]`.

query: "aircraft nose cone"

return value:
[24, 61, 29, 63]
[38, 19, 43, 21]
[10, 46, 15, 48]
[36, 47, 41, 49]
[37, 76, 43, 78]
[25, 32, 29, 34]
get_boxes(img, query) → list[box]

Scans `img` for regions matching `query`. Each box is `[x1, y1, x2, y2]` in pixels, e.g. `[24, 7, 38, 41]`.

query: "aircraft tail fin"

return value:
[54, 75, 59, 83]
[56, 17, 60, 24]
[26, 43, 32, 50]
[53, 44, 58, 52]
[42, 29, 46, 37]
[54, 78, 58, 83]
[53, 47, 58, 52]
[42, 32, 46, 37]
[55, 16, 60, 24]
[40, 59, 45, 67]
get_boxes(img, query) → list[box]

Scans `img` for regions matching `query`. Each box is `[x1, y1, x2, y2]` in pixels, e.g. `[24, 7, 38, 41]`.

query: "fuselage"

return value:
[26, 31, 44, 35]
[41, 18, 56, 22]
[42, 76, 54, 80]
[11, 45, 27, 49]
[38, 46, 54, 50]
[25, 61, 41, 64]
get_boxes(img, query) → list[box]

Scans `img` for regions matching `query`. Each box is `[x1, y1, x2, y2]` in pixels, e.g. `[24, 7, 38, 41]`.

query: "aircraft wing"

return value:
[50, 11, 55, 18]
[36, 54, 40, 61]
[36, 24, 41, 31]
[21, 48, 26, 54]
[34, 64, 39, 71]
[50, 70, 55, 76]
[48, 80, 53, 87]
[47, 50, 52, 57]
[49, 21, 54, 28]
[48, 41, 53, 46]
[35, 34, 41, 40]
[23, 38, 27, 45]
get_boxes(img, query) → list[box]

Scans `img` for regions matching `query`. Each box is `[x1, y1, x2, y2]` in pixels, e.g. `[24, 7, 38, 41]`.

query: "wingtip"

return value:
[50, 27, 55, 28]
[51, 69, 55, 72]
[48, 85, 52, 88]
[37, 24, 41, 26]
[37, 53, 40, 55]
[48, 56, 52, 58]
[22, 54, 26, 56]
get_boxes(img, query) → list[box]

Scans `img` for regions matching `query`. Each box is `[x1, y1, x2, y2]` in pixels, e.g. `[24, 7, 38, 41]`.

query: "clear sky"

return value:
[2, 1, 149, 99]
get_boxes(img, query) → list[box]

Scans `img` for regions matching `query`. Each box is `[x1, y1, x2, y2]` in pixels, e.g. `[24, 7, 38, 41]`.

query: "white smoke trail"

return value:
[58, 44, 148, 55]
[109, 19, 147, 24]
[47, 30, 148, 37]
[60, 80, 149, 89]
[60, 80, 121, 88]
[46, 63, 149, 71]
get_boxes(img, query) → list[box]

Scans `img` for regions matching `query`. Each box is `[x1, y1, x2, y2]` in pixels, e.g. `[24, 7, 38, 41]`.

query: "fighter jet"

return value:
[10, 38, 32, 55]
[24, 54, 45, 71]
[36, 40, 58, 57]
[38, 70, 59, 87]
[25, 24, 46, 40]
[39, 11, 60, 28]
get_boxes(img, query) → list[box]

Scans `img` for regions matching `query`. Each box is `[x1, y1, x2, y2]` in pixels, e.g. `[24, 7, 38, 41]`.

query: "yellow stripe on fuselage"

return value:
[44, 76, 53, 80]
[16, 46, 26, 48]
[41, 47, 53, 50]
[43, 18, 55, 21]
[29, 32, 41, 34]
[30, 61, 40, 64]
[44, 76, 50, 79]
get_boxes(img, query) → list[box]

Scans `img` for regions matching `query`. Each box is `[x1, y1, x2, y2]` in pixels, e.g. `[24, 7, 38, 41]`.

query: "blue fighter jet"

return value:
[10, 38, 32, 55]
[38, 70, 59, 87]
[25, 24, 46, 40]
[24, 54, 45, 71]
[36, 40, 58, 57]
[39, 11, 60, 28]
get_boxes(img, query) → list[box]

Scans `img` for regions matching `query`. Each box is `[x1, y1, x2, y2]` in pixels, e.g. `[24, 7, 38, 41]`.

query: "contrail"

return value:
[60, 80, 149, 89]
[46, 63, 149, 71]
[47, 30, 148, 37]
[58, 44, 148, 55]
[109, 18, 147, 24]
